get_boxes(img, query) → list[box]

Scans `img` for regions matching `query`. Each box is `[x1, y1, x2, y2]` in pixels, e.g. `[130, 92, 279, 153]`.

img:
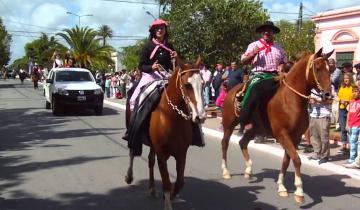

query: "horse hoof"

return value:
[149, 189, 158, 198]
[244, 173, 251, 179]
[278, 191, 289, 197]
[294, 195, 305, 203]
[223, 173, 231, 180]
[125, 175, 133, 184]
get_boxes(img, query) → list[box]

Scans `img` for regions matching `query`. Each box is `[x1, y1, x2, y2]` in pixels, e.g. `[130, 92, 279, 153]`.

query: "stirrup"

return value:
[235, 91, 244, 112]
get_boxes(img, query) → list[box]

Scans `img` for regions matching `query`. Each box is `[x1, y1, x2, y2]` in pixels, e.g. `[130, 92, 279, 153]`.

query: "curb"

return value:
[104, 99, 360, 181]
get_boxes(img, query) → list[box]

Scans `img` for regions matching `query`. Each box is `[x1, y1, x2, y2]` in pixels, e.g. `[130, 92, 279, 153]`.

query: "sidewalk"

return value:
[103, 97, 360, 180]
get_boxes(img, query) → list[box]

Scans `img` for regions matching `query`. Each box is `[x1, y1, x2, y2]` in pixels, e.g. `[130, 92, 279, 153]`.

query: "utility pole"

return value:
[297, 2, 303, 33]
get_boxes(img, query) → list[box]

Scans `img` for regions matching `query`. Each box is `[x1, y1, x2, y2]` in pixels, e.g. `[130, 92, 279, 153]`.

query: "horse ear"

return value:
[195, 56, 203, 68]
[177, 58, 187, 70]
[323, 49, 335, 59]
[315, 47, 323, 58]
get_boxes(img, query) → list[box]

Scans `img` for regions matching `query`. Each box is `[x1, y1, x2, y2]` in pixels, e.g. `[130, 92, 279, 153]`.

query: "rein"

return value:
[282, 55, 325, 99]
[164, 68, 200, 120]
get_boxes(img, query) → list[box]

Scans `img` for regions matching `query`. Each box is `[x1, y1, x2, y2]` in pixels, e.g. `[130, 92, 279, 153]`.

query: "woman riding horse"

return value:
[122, 18, 177, 140]
[125, 57, 206, 210]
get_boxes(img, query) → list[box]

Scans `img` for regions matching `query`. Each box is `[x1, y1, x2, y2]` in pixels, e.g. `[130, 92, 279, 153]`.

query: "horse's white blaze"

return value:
[188, 73, 206, 121]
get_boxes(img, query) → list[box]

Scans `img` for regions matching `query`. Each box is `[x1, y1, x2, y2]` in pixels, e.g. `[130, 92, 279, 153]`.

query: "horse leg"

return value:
[277, 151, 290, 197]
[157, 155, 172, 210]
[148, 147, 157, 197]
[221, 122, 235, 180]
[171, 155, 186, 199]
[280, 133, 305, 203]
[239, 129, 255, 179]
[125, 149, 134, 184]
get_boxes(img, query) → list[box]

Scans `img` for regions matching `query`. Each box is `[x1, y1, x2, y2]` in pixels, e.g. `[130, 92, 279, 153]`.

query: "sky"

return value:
[1, 0, 360, 63]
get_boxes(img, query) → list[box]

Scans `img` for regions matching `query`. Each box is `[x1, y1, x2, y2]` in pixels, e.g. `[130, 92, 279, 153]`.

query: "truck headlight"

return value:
[94, 89, 103, 95]
[58, 89, 69, 96]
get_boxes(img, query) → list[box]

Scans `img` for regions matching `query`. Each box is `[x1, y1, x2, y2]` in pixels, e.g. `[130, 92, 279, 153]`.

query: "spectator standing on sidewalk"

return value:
[226, 61, 243, 89]
[212, 64, 224, 102]
[308, 89, 332, 164]
[353, 63, 360, 87]
[338, 72, 353, 154]
[344, 86, 360, 166]
[105, 75, 111, 98]
[200, 64, 212, 108]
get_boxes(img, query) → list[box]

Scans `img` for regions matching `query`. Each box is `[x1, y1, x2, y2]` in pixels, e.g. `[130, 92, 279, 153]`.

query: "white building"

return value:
[312, 6, 360, 66]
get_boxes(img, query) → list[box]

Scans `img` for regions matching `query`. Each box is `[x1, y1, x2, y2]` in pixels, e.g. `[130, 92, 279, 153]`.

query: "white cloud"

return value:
[2, 0, 360, 63]
[31, 3, 68, 27]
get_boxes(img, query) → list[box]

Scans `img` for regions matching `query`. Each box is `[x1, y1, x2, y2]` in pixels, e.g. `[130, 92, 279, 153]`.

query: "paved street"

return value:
[0, 79, 360, 210]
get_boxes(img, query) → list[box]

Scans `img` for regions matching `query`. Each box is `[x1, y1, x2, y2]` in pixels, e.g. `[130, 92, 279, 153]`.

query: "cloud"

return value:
[3, 0, 360, 63]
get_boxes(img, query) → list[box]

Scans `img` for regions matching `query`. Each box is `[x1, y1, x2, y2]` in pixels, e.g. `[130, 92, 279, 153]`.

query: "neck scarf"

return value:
[150, 38, 173, 59]
[259, 38, 273, 55]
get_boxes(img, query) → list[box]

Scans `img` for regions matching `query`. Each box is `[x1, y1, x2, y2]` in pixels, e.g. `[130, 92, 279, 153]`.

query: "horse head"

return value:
[308, 48, 334, 100]
[177, 56, 206, 123]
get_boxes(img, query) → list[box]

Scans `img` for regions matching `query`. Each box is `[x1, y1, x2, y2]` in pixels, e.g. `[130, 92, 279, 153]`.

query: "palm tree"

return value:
[98, 24, 113, 47]
[57, 26, 114, 69]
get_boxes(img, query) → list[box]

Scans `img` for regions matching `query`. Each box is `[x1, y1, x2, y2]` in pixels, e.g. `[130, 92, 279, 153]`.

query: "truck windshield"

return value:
[55, 71, 93, 82]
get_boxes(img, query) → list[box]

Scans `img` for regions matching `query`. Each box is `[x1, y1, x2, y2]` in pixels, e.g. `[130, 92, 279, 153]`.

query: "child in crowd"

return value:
[337, 73, 353, 154]
[216, 80, 229, 131]
[216, 80, 229, 109]
[343, 86, 360, 168]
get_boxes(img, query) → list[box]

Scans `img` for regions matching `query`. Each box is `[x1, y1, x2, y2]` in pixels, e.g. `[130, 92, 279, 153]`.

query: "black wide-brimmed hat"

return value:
[256, 21, 280, 34]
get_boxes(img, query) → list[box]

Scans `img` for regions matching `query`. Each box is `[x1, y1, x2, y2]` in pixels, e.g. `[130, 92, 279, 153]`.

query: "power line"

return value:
[101, 0, 158, 5]
[1, 18, 62, 30]
[268, 11, 312, 16]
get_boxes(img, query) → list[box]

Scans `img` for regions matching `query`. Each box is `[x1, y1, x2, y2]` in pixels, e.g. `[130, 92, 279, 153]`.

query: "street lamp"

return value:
[66, 11, 93, 27]
[145, 11, 156, 20]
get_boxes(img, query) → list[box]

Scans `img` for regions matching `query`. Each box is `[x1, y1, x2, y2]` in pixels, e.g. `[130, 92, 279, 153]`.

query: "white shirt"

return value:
[309, 89, 332, 118]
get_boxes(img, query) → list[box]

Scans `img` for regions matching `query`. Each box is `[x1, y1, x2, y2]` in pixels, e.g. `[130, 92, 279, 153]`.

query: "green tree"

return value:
[98, 24, 113, 47]
[12, 57, 28, 71]
[276, 20, 315, 61]
[161, 0, 268, 65]
[24, 33, 67, 68]
[120, 39, 146, 71]
[57, 26, 114, 70]
[0, 17, 12, 67]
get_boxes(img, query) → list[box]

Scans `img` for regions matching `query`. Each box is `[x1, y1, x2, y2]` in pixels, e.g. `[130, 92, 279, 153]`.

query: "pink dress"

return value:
[216, 88, 227, 108]
[129, 71, 162, 110]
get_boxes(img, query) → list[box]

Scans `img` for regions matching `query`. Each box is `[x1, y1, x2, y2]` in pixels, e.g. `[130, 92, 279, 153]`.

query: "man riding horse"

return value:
[238, 21, 287, 132]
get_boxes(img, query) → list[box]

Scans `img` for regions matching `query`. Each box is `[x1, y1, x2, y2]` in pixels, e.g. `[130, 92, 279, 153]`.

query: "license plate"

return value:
[77, 96, 86, 101]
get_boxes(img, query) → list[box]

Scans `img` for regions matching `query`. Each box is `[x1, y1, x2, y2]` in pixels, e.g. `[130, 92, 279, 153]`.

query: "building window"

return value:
[336, 52, 354, 67]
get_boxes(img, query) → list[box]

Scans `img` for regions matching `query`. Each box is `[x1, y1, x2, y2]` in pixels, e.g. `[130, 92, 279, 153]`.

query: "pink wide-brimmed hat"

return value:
[149, 19, 168, 31]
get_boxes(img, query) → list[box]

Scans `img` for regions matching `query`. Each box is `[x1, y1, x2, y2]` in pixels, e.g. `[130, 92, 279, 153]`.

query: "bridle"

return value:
[282, 55, 328, 99]
[164, 68, 201, 120]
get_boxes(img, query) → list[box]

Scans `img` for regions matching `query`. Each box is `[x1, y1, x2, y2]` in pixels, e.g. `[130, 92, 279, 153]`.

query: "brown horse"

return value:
[31, 72, 40, 89]
[220, 48, 333, 203]
[125, 57, 206, 210]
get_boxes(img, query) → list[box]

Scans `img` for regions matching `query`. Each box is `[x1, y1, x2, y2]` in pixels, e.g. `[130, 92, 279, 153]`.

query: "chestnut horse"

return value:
[125, 57, 206, 210]
[31, 72, 40, 89]
[220, 48, 333, 203]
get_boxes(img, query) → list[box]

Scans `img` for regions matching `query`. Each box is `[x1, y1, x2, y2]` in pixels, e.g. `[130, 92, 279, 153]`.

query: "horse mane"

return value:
[295, 51, 312, 62]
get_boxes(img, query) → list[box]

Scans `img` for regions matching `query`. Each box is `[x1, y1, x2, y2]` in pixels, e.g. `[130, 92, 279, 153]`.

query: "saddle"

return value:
[234, 73, 282, 114]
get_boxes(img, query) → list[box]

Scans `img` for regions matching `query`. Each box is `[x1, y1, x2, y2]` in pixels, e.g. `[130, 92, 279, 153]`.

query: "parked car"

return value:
[44, 68, 104, 115]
